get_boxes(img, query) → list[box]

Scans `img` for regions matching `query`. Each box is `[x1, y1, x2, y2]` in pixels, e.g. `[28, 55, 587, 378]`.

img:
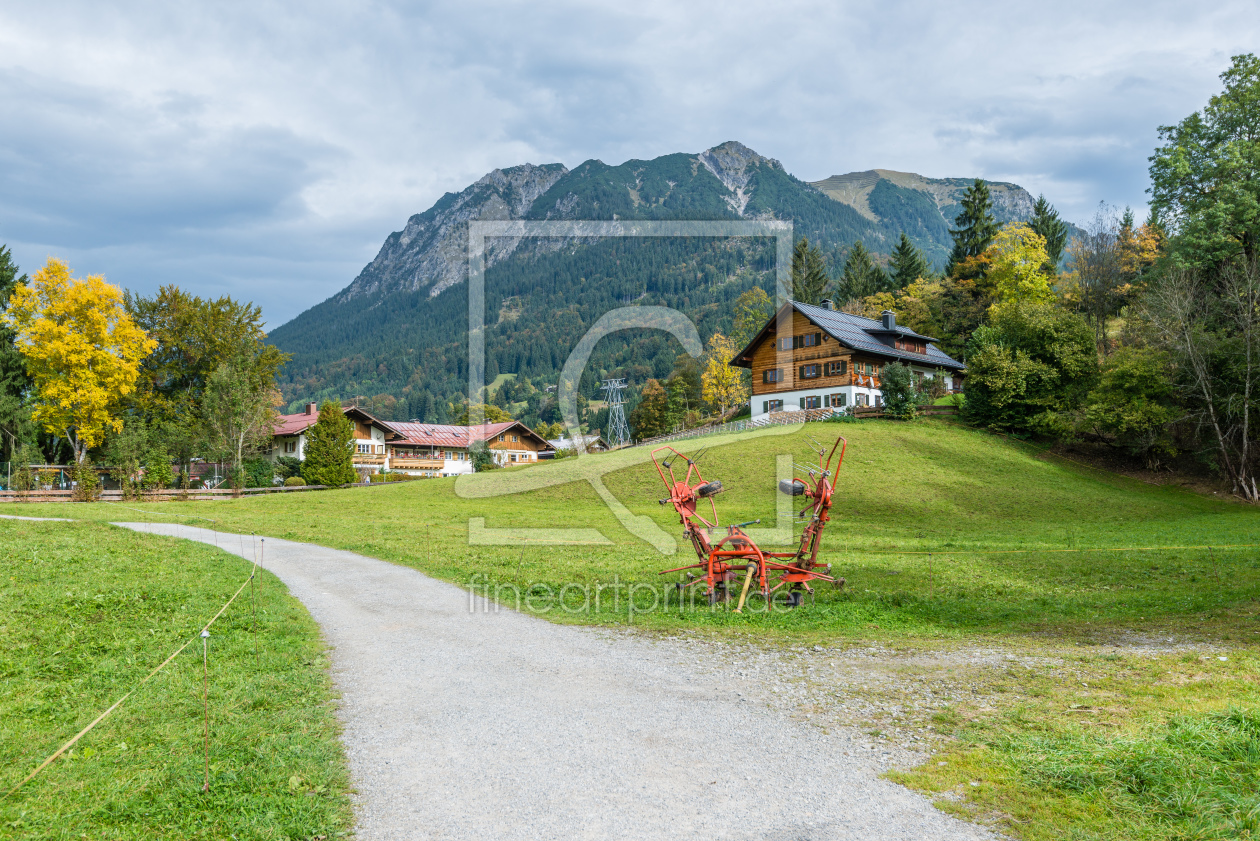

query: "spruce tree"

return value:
[790, 237, 830, 304]
[947, 178, 999, 274]
[1029, 194, 1068, 271]
[840, 241, 889, 301]
[888, 233, 929, 289]
[301, 401, 357, 486]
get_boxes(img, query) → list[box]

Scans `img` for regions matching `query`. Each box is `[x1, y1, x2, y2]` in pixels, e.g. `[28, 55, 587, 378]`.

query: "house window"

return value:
[377, 444, 384, 454]
[825, 360, 847, 376]
[801, 332, 819, 348]
[856, 393, 869, 407]
[511, 434, 519, 443]
[804, 396, 821, 409]
[799, 364, 819, 379]
[284, 441, 296, 454]
[498, 434, 505, 442]
[357, 443, 370, 454]
[510, 453, 517, 462]
[765, 399, 783, 412]
[825, 393, 847, 408]
[763, 369, 783, 384]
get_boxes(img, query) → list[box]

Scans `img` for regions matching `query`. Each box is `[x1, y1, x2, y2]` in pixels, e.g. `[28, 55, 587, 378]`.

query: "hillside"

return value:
[269, 142, 1050, 419]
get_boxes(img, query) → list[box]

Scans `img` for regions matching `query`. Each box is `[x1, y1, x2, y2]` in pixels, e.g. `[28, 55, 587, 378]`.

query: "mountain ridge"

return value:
[269, 142, 1058, 418]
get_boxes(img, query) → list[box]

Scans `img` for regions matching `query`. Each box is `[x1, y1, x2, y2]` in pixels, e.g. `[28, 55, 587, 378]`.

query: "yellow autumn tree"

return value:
[700, 332, 749, 417]
[987, 224, 1054, 304]
[3, 259, 156, 463]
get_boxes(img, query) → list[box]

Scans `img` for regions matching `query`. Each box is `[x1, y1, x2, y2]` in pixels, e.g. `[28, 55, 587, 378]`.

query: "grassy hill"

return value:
[19, 419, 1259, 641]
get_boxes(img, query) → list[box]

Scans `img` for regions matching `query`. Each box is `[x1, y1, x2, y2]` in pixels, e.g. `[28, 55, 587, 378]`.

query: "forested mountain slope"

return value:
[269, 142, 1044, 420]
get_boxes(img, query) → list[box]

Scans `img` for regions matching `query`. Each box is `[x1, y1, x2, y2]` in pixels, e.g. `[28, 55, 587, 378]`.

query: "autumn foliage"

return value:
[2, 259, 155, 463]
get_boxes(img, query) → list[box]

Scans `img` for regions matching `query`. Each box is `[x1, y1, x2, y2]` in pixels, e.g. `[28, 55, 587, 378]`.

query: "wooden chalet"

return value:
[269, 407, 550, 478]
[731, 300, 965, 417]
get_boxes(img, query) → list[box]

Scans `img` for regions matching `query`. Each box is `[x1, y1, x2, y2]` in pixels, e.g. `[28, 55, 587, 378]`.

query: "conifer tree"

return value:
[301, 401, 357, 486]
[1028, 194, 1068, 272]
[840, 241, 889, 301]
[888, 233, 929, 289]
[790, 237, 830, 304]
[947, 178, 999, 274]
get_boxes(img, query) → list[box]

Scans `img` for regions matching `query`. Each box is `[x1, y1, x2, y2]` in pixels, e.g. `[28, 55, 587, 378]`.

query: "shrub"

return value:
[242, 457, 276, 488]
[275, 455, 303, 480]
[880, 362, 919, 419]
[284, 476, 306, 487]
[144, 447, 175, 491]
[71, 458, 100, 502]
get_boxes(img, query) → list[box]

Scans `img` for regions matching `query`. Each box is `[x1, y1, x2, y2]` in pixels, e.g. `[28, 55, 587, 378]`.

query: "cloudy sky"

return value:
[2, 1, 1255, 327]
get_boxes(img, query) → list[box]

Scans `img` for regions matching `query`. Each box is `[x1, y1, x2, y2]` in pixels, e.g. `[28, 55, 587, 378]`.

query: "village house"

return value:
[732, 300, 965, 418]
[269, 405, 549, 478]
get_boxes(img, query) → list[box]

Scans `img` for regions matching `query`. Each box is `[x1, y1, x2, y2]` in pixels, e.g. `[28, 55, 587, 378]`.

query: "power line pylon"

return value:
[601, 378, 630, 449]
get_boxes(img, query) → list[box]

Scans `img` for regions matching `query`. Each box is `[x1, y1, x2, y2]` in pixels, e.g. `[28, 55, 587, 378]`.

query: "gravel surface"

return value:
[115, 522, 997, 841]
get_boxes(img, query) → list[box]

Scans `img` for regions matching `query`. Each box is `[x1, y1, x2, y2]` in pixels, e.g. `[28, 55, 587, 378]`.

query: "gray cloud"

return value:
[1, 0, 1257, 326]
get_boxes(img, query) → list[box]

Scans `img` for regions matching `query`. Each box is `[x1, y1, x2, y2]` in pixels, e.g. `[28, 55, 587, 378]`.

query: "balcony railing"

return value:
[353, 454, 387, 465]
[391, 458, 445, 469]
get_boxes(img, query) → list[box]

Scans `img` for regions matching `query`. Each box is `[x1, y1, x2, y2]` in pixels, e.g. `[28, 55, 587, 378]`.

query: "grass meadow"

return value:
[0, 520, 352, 841]
[8, 417, 1260, 840]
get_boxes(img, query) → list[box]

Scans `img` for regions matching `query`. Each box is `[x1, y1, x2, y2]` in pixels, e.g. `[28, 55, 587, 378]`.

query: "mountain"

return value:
[269, 142, 1050, 420]
[809, 169, 1038, 267]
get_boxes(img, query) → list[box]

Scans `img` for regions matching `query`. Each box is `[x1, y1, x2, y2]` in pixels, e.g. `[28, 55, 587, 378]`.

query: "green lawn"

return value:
[0, 520, 352, 840]
[17, 418, 1259, 641]
[10, 418, 1260, 841]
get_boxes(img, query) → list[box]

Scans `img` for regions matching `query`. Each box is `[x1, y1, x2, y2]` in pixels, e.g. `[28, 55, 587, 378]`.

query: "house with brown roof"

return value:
[271, 403, 400, 477]
[731, 300, 965, 418]
[387, 421, 551, 475]
[270, 405, 550, 478]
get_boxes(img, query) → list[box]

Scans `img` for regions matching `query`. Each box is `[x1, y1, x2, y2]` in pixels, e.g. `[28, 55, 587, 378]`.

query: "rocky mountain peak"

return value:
[699, 141, 780, 216]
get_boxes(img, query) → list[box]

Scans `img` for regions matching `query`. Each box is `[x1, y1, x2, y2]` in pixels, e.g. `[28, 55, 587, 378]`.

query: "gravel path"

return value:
[116, 522, 996, 841]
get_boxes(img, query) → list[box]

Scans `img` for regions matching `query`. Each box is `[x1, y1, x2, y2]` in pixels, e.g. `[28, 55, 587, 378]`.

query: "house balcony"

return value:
[390, 457, 445, 469]
[353, 454, 387, 466]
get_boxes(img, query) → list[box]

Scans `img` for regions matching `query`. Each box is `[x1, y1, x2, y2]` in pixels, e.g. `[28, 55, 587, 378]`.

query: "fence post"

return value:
[201, 629, 211, 792]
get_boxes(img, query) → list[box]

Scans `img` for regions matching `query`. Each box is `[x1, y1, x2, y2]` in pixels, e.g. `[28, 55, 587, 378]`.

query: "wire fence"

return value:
[3, 532, 257, 799]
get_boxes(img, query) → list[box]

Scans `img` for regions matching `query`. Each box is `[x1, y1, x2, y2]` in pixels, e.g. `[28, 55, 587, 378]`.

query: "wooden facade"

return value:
[748, 310, 889, 397]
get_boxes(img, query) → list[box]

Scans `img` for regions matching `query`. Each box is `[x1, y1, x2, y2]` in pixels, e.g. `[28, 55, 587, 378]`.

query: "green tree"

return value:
[790, 237, 830, 304]
[1149, 53, 1260, 266]
[1081, 347, 1180, 467]
[840, 241, 889, 301]
[0, 246, 33, 462]
[301, 402, 357, 486]
[125, 285, 289, 472]
[1144, 258, 1260, 500]
[947, 178, 999, 275]
[1029, 194, 1069, 271]
[962, 300, 1097, 435]
[201, 354, 281, 484]
[879, 362, 919, 419]
[629, 379, 668, 439]
[987, 224, 1054, 304]
[888, 233, 929, 290]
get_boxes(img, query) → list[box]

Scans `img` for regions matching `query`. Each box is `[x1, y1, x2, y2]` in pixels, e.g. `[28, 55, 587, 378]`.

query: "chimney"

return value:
[821, 299, 835, 311]
[306, 402, 318, 415]
[881, 310, 896, 331]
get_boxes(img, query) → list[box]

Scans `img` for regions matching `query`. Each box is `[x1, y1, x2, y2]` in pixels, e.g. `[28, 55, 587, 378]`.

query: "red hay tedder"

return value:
[652, 434, 847, 611]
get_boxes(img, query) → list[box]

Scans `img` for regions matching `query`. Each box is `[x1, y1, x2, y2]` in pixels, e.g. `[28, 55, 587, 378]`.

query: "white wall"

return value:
[749, 366, 954, 418]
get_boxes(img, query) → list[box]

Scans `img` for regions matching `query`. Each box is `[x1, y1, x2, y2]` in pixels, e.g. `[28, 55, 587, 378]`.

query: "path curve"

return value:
[116, 522, 994, 840]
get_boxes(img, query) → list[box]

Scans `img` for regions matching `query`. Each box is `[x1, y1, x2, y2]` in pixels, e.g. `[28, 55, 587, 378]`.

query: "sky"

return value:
[1, 1, 1256, 328]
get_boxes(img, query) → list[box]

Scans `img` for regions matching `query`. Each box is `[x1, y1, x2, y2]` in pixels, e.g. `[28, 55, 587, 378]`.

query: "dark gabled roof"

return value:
[731, 300, 965, 371]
